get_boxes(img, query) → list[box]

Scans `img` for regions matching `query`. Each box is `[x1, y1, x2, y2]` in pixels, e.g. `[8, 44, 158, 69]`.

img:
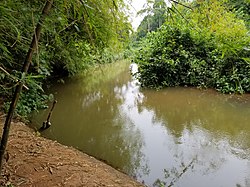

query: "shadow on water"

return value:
[32, 61, 250, 187]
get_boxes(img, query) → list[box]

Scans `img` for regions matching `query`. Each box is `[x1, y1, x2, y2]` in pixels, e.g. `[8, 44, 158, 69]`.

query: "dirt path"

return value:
[0, 115, 145, 187]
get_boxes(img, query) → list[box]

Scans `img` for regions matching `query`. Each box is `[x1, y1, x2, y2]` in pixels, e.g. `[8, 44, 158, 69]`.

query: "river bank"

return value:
[0, 113, 145, 187]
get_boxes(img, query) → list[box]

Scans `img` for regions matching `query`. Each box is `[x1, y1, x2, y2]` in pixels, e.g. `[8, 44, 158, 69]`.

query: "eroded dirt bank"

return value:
[0, 115, 145, 187]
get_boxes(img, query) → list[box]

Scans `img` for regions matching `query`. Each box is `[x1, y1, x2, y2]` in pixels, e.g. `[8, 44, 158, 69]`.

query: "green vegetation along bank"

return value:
[0, 0, 131, 117]
[133, 0, 250, 94]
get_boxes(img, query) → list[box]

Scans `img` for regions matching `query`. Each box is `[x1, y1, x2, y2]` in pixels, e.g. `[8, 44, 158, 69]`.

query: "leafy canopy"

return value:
[0, 0, 131, 116]
[134, 0, 250, 94]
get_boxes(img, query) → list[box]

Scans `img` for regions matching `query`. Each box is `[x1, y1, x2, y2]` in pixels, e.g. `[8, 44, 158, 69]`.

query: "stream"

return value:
[32, 61, 250, 187]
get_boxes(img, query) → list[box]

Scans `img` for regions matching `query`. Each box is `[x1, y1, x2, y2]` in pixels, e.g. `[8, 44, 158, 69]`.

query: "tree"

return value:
[0, 0, 54, 173]
[136, 0, 167, 39]
[134, 0, 250, 93]
[0, 0, 131, 116]
[227, 0, 250, 28]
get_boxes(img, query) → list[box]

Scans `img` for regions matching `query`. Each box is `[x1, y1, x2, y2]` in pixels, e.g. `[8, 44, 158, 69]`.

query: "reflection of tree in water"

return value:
[153, 157, 196, 187]
[139, 88, 250, 186]
[113, 76, 148, 177]
[35, 63, 250, 186]
[78, 69, 145, 175]
[37, 63, 146, 178]
[151, 145, 228, 187]
[141, 88, 250, 151]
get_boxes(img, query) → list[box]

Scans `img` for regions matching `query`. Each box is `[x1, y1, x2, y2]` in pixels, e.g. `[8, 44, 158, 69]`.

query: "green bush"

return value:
[3, 77, 50, 117]
[0, 0, 130, 117]
[134, 0, 250, 94]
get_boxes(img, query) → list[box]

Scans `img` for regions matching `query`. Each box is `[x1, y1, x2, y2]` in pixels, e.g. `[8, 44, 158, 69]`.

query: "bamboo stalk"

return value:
[0, 0, 53, 173]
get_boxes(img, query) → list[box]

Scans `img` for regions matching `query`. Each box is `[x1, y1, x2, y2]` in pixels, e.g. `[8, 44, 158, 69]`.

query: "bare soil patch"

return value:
[0, 115, 145, 187]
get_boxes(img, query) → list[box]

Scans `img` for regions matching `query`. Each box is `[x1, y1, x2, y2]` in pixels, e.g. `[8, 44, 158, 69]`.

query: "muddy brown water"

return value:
[32, 61, 250, 187]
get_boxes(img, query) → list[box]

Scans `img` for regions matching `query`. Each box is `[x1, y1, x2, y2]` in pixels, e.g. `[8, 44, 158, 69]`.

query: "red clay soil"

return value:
[0, 114, 145, 187]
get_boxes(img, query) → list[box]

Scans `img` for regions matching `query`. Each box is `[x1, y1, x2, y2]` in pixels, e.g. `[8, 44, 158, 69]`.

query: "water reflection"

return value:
[33, 62, 145, 176]
[141, 88, 250, 155]
[32, 62, 250, 187]
[132, 88, 250, 186]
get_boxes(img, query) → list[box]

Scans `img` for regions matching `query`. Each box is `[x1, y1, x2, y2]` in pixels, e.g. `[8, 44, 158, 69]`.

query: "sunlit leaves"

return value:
[188, 0, 250, 56]
[134, 0, 250, 93]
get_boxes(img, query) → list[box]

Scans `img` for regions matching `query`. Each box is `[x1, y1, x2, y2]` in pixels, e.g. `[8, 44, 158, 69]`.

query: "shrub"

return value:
[134, 0, 250, 93]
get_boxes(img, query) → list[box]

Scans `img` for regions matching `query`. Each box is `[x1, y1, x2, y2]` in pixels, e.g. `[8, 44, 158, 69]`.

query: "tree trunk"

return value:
[0, 0, 53, 174]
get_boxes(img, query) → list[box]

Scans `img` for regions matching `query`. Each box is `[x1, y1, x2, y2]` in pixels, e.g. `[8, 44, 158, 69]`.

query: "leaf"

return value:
[242, 57, 250, 64]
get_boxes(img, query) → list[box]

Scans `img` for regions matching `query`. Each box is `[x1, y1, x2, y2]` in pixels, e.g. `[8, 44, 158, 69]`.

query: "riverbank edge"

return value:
[0, 112, 145, 187]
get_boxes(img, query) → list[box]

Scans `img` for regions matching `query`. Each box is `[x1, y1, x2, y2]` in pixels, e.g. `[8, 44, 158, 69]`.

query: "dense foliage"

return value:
[227, 0, 250, 29]
[136, 0, 167, 39]
[134, 0, 250, 94]
[0, 0, 131, 116]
